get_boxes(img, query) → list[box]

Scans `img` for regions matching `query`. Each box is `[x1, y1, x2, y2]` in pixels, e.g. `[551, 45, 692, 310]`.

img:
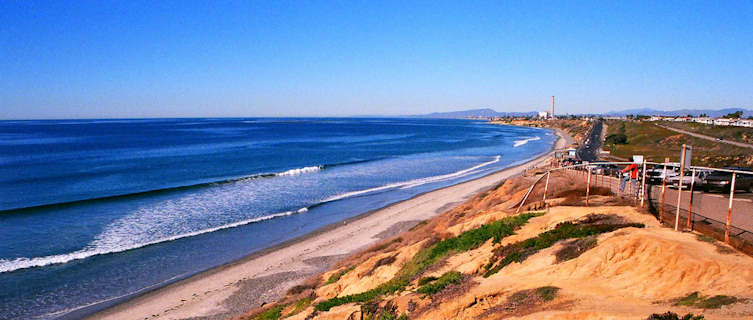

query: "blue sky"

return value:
[1, 1, 752, 119]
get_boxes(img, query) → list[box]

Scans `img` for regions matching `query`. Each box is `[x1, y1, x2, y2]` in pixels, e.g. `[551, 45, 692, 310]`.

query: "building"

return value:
[734, 119, 753, 127]
[538, 111, 549, 119]
[714, 118, 734, 126]
[693, 117, 713, 125]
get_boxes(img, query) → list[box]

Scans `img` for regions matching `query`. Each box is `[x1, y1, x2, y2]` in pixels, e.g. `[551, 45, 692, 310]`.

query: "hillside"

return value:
[491, 119, 591, 144]
[412, 108, 536, 119]
[603, 120, 753, 167]
[241, 171, 753, 320]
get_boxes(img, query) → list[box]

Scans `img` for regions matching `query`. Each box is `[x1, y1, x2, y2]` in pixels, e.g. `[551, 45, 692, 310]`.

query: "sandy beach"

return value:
[83, 128, 573, 320]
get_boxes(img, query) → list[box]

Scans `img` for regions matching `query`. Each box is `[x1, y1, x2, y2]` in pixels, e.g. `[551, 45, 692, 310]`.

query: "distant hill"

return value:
[605, 108, 753, 118]
[412, 108, 537, 118]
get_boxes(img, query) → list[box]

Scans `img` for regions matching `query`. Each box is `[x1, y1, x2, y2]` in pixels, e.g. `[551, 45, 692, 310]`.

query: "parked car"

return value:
[599, 164, 620, 177]
[667, 170, 711, 188]
[703, 167, 753, 192]
[645, 168, 679, 184]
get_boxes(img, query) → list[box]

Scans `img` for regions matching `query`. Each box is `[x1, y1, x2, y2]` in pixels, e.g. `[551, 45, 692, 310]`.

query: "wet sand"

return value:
[83, 129, 573, 320]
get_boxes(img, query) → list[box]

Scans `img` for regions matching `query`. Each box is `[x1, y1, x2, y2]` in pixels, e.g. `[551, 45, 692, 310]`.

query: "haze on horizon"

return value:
[1, 1, 752, 120]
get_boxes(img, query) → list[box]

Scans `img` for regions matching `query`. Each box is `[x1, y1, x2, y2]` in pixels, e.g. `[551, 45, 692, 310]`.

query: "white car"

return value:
[645, 168, 679, 184]
[668, 170, 710, 188]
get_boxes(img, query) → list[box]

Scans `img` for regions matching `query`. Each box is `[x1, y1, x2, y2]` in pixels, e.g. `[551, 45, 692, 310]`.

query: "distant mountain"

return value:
[412, 108, 537, 118]
[605, 108, 752, 118]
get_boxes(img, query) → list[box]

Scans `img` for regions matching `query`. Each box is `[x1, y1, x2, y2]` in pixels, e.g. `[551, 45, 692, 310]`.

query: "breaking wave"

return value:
[513, 136, 541, 147]
[324, 155, 501, 202]
[0, 208, 309, 273]
[276, 166, 322, 176]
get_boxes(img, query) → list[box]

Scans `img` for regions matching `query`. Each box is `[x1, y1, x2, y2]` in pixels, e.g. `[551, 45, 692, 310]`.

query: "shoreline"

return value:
[79, 128, 573, 320]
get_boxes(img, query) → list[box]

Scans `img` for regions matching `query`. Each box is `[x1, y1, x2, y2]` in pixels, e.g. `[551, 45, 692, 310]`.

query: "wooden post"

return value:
[640, 160, 647, 207]
[543, 171, 550, 205]
[725, 173, 737, 243]
[675, 145, 687, 231]
[516, 174, 548, 214]
[608, 170, 611, 192]
[586, 168, 592, 206]
[660, 158, 668, 223]
[687, 168, 696, 230]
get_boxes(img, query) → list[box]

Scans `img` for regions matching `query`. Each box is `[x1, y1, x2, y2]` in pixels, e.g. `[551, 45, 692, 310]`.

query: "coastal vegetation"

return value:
[674, 292, 739, 309]
[647, 312, 705, 320]
[416, 271, 462, 295]
[324, 266, 356, 285]
[491, 119, 591, 143]
[603, 120, 753, 167]
[251, 305, 284, 320]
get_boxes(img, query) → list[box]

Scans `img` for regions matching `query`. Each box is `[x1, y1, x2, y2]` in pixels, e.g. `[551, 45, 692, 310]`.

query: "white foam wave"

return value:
[276, 166, 323, 176]
[513, 136, 541, 147]
[0, 208, 309, 273]
[324, 155, 501, 202]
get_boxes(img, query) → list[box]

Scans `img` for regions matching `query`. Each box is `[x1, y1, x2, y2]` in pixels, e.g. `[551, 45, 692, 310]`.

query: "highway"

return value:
[576, 120, 602, 161]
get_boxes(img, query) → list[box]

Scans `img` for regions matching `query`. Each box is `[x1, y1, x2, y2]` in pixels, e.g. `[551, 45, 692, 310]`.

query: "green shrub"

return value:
[284, 298, 311, 317]
[535, 286, 560, 301]
[416, 271, 462, 295]
[252, 305, 284, 320]
[359, 302, 408, 320]
[325, 266, 356, 285]
[503, 286, 561, 309]
[646, 311, 705, 320]
[673, 291, 738, 309]
[674, 292, 701, 306]
[417, 276, 438, 286]
[697, 295, 737, 309]
[554, 236, 598, 263]
[605, 133, 628, 144]
[695, 234, 715, 243]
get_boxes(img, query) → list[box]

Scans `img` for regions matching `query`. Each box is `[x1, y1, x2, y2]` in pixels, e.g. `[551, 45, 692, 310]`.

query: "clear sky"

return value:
[2, 1, 752, 119]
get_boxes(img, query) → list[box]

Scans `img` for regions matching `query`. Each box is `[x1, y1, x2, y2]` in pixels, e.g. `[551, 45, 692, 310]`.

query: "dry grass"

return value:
[604, 120, 753, 167]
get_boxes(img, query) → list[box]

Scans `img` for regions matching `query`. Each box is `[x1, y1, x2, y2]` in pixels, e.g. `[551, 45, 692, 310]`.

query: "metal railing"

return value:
[517, 159, 753, 249]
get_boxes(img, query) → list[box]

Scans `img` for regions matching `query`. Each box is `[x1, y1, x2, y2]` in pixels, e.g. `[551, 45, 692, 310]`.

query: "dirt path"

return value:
[657, 124, 753, 150]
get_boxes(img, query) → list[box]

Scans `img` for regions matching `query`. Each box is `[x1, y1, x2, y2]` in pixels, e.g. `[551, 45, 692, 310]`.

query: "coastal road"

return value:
[657, 124, 753, 150]
[653, 186, 753, 233]
[577, 120, 603, 161]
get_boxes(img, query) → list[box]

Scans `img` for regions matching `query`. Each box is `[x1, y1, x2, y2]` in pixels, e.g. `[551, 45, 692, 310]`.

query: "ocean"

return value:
[0, 118, 554, 319]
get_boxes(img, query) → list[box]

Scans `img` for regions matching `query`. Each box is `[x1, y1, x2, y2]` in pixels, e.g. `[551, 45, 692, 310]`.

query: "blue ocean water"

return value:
[0, 118, 554, 319]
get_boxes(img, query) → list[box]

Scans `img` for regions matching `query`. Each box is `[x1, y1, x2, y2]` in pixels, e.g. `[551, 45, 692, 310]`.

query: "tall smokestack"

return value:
[550, 96, 554, 119]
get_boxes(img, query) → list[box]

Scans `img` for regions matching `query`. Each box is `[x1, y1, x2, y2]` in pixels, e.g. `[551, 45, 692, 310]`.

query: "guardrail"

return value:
[518, 160, 753, 250]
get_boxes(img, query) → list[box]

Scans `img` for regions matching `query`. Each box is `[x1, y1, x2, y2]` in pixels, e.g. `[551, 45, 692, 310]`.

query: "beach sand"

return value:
[84, 128, 573, 320]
